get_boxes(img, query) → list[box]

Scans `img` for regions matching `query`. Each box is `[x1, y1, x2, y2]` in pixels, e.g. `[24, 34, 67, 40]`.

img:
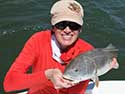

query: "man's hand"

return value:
[111, 58, 119, 69]
[45, 68, 76, 89]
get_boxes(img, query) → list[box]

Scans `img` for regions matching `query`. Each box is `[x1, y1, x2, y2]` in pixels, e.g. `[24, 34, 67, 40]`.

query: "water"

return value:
[0, 0, 125, 93]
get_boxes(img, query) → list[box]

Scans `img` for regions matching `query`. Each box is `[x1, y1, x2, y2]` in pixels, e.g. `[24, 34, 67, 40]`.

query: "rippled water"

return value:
[0, 0, 125, 93]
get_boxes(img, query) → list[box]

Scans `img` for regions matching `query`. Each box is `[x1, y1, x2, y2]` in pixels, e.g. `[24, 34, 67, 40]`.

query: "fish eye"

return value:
[74, 69, 79, 72]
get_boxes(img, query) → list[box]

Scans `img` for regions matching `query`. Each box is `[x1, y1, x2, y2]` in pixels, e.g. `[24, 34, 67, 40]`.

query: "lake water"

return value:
[0, 0, 125, 93]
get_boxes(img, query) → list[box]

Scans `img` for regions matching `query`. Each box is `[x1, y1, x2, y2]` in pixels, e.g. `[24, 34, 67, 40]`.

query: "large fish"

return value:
[63, 44, 119, 87]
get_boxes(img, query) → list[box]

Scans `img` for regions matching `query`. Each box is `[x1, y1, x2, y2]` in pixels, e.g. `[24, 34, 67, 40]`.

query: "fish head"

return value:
[63, 60, 83, 81]
[63, 55, 97, 82]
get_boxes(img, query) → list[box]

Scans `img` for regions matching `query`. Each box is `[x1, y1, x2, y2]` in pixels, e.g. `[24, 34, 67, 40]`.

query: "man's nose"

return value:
[63, 26, 72, 33]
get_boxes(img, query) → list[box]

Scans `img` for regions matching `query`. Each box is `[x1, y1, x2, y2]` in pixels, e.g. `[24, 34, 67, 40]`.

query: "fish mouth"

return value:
[63, 75, 74, 81]
[63, 75, 81, 83]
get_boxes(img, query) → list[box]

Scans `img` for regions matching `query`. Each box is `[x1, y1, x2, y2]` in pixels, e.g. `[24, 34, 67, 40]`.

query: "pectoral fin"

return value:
[91, 75, 99, 87]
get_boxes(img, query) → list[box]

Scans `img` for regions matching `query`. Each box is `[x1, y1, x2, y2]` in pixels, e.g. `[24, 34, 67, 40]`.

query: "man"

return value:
[3, 0, 117, 94]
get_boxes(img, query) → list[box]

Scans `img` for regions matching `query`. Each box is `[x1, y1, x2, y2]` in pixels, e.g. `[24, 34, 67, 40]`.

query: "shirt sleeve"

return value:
[3, 33, 48, 92]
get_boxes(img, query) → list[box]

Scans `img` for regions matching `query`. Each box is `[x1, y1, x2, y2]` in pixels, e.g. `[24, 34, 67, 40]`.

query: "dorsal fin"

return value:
[103, 44, 118, 51]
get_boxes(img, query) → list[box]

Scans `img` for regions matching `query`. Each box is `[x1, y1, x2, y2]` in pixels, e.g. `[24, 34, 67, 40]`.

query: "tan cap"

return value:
[50, 0, 84, 26]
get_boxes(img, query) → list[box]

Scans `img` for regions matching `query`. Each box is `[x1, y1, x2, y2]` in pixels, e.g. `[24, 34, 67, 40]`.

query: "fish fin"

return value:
[106, 44, 115, 48]
[91, 75, 99, 87]
[103, 44, 118, 51]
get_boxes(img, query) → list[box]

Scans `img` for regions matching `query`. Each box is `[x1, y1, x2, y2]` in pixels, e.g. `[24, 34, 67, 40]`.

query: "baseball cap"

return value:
[50, 0, 84, 26]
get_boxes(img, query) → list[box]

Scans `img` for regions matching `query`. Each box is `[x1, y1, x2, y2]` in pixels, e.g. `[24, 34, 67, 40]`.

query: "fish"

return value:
[63, 44, 119, 87]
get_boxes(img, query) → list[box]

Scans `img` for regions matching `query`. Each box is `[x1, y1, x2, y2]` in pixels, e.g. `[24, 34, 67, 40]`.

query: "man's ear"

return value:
[79, 29, 82, 33]
[51, 26, 55, 32]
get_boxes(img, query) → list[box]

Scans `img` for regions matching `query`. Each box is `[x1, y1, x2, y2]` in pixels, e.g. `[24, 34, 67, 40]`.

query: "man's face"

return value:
[53, 21, 81, 49]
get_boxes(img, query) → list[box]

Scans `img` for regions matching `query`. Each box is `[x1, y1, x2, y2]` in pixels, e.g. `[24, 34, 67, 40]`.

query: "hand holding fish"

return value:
[111, 58, 119, 69]
[63, 44, 119, 87]
[45, 68, 76, 89]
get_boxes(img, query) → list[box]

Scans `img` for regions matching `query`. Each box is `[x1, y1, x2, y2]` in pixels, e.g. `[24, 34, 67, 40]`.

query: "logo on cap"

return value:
[68, 2, 81, 13]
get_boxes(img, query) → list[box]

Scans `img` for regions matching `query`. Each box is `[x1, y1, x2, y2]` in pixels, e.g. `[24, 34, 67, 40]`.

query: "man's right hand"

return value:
[45, 68, 76, 89]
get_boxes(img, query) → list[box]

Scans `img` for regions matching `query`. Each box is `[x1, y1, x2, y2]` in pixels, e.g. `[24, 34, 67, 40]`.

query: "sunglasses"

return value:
[54, 21, 82, 31]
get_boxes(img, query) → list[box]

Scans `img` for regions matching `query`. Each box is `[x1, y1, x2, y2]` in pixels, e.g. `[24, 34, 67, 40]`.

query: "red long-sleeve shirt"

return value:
[3, 30, 94, 94]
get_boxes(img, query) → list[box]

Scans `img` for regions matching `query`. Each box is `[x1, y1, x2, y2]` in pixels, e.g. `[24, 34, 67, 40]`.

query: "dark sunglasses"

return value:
[54, 21, 82, 31]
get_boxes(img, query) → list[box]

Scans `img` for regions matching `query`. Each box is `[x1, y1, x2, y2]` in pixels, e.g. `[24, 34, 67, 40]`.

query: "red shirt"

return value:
[3, 30, 94, 94]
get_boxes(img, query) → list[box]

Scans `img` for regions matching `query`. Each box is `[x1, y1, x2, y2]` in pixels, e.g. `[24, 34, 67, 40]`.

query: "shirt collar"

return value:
[51, 34, 64, 64]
